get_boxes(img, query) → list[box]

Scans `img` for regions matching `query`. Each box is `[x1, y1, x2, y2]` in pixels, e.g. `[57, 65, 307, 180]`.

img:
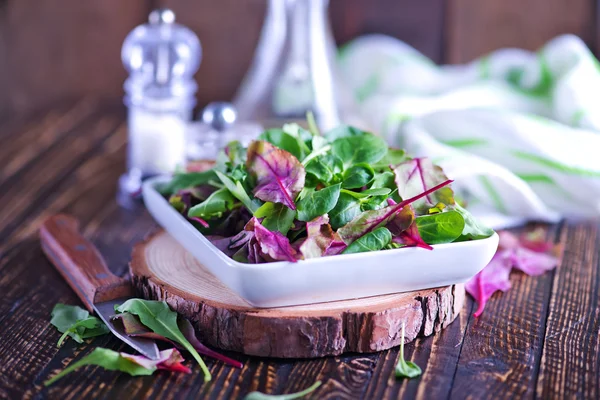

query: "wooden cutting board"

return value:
[129, 230, 465, 358]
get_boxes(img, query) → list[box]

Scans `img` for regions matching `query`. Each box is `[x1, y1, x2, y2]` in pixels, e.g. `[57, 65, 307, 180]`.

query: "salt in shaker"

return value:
[119, 8, 201, 199]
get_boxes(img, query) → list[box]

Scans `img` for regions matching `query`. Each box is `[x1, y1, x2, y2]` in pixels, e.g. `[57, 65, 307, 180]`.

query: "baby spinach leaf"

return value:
[116, 299, 211, 382]
[246, 141, 306, 210]
[359, 195, 388, 211]
[342, 163, 375, 189]
[44, 348, 190, 386]
[305, 154, 343, 184]
[415, 210, 465, 244]
[370, 171, 396, 190]
[187, 188, 236, 219]
[325, 124, 369, 141]
[215, 170, 261, 213]
[340, 187, 391, 199]
[259, 129, 304, 160]
[159, 170, 218, 195]
[372, 148, 408, 169]
[50, 304, 109, 346]
[452, 203, 494, 241]
[244, 380, 322, 400]
[342, 227, 392, 254]
[296, 184, 341, 222]
[328, 192, 362, 230]
[255, 202, 296, 234]
[395, 323, 422, 379]
[332, 134, 388, 167]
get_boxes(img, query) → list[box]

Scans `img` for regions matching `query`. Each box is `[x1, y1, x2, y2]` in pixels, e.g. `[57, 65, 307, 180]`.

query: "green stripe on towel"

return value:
[513, 151, 600, 177]
[479, 176, 507, 213]
[442, 138, 488, 148]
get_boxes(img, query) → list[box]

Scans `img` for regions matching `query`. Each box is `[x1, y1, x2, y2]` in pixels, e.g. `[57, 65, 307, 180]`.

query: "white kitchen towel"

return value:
[338, 34, 600, 228]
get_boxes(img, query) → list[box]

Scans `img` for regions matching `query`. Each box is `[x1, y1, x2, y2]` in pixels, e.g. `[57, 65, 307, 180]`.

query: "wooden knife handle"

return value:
[40, 214, 133, 312]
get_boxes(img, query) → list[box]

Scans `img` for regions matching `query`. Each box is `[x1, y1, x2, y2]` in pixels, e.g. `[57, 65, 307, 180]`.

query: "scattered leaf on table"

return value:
[44, 348, 189, 386]
[246, 140, 306, 210]
[50, 304, 109, 347]
[465, 253, 512, 317]
[395, 322, 422, 379]
[466, 229, 560, 317]
[244, 380, 322, 400]
[115, 299, 212, 382]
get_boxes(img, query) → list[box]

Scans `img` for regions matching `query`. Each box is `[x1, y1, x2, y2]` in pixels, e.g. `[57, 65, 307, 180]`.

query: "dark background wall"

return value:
[0, 0, 597, 116]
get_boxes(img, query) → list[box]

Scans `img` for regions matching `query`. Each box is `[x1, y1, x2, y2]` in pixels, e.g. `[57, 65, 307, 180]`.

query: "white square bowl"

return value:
[143, 176, 499, 308]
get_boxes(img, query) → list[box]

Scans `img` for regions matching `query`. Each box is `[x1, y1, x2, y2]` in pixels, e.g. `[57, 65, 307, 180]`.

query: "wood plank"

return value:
[0, 106, 123, 244]
[445, 0, 597, 63]
[448, 225, 560, 399]
[0, 1, 146, 114]
[0, 99, 97, 186]
[536, 223, 600, 399]
[330, 0, 446, 63]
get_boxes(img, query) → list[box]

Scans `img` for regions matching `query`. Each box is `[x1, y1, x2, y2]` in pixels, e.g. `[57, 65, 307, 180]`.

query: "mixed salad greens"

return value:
[161, 120, 494, 263]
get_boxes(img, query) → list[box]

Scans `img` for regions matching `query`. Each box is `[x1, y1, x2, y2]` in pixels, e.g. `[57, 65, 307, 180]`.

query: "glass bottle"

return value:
[233, 0, 355, 131]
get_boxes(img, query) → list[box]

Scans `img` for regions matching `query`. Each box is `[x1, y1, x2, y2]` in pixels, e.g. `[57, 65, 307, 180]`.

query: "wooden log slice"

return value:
[130, 230, 465, 358]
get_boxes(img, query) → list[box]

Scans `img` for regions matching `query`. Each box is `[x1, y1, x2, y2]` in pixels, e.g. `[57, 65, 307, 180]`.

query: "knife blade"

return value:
[40, 214, 160, 360]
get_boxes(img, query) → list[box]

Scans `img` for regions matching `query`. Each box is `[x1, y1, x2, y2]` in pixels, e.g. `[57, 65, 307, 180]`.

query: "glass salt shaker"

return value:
[119, 8, 201, 199]
[186, 102, 263, 161]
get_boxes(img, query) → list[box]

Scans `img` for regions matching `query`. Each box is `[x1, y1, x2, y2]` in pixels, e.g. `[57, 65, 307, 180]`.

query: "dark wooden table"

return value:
[1, 100, 599, 400]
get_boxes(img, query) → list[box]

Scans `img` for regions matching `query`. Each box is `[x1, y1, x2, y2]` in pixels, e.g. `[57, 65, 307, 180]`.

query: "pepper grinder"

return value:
[119, 8, 201, 202]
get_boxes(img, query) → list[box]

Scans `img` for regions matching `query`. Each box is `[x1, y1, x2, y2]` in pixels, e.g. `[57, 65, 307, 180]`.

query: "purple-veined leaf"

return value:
[170, 192, 210, 228]
[300, 215, 337, 259]
[324, 239, 347, 256]
[466, 229, 560, 317]
[44, 347, 189, 386]
[392, 223, 433, 250]
[394, 158, 455, 212]
[246, 140, 306, 210]
[386, 205, 415, 236]
[253, 217, 298, 262]
[338, 179, 453, 244]
[498, 231, 560, 276]
[178, 318, 243, 369]
[112, 313, 243, 368]
[122, 348, 192, 374]
[465, 253, 512, 318]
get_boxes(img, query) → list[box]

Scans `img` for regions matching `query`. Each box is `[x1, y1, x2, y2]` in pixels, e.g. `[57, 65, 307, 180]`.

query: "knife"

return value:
[40, 214, 160, 360]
